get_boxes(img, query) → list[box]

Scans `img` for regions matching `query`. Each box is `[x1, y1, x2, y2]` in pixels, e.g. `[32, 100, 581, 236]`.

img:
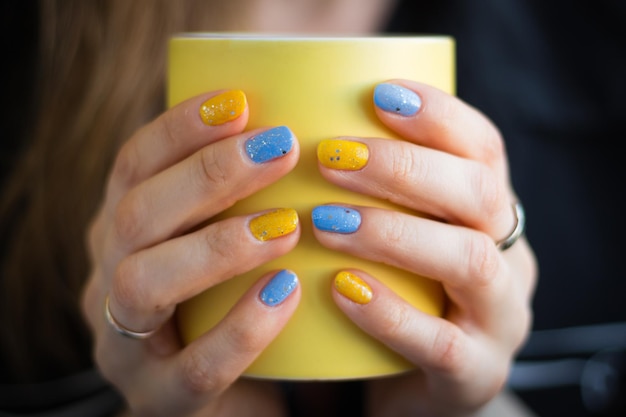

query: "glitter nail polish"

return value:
[260, 269, 299, 306]
[312, 205, 361, 234]
[317, 139, 369, 170]
[249, 208, 299, 241]
[199, 90, 247, 125]
[245, 126, 294, 163]
[334, 271, 372, 304]
[373, 83, 421, 116]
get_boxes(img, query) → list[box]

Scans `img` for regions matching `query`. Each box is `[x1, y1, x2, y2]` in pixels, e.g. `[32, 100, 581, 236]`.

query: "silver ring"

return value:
[496, 202, 526, 251]
[104, 295, 159, 340]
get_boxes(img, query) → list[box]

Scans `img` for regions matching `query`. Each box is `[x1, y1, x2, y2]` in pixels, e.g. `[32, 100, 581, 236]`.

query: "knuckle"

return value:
[112, 255, 148, 311]
[180, 348, 224, 395]
[390, 151, 416, 185]
[113, 193, 145, 244]
[376, 303, 413, 341]
[477, 121, 505, 164]
[435, 97, 458, 138]
[390, 150, 426, 190]
[430, 326, 467, 374]
[470, 164, 503, 222]
[465, 233, 500, 288]
[198, 146, 230, 192]
[204, 226, 235, 264]
[378, 215, 409, 251]
[111, 141, 141, 189]
[161, 110, 185, 150]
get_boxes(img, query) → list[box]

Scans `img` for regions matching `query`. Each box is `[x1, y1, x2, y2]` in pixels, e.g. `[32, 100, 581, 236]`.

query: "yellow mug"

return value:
[168, 34, 454, 380]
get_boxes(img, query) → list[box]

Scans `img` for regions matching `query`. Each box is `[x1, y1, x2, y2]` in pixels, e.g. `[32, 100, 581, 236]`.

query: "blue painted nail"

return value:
[312, 205, 361, 234]
[260, 269, 299, 307]
[246, 126, 294, 163]
[373, 83, 421, 116]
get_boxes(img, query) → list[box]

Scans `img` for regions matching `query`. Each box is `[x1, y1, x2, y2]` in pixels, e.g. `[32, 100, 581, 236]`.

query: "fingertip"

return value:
[199, 89, 248, 126]
[373, 82, 422, 117]
[259, 269, 300, 307]
[311, 205, 362, 234]
[333, 270, 373, 305]
[248, 208, 300, 242]
[244, 126, 296, 164]
[316, 138, 370, 171]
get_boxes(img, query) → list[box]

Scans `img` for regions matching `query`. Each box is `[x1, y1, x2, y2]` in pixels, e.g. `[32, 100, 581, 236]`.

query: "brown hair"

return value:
[0, 0, 246, 382]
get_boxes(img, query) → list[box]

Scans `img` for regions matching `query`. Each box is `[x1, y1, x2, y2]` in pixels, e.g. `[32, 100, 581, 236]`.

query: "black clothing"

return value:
[390, 0, 626, 331]
[388, 1, 626, 415]
[2, 1, 625, 416]
[0, 370, 123, 417]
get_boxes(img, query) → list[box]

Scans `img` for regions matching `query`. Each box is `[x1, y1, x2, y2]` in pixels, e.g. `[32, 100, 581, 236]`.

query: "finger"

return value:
[145, 270, 300, 415]
[373, 81, 507, 175]
[107, 125, 298, 261]
[311, 205, 527, 333]
[317, 137, 511, 239]
[331, 269, 478, 376]
[104, 90, 249, 215]
[332, 271, 510, 407]
[98, 270, 299, 415]
[108, 208, 300, 334]
[372, 80, 520, 241]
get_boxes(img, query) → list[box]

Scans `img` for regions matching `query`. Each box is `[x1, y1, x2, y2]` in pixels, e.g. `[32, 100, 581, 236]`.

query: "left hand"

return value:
[312, 80, 537, 416]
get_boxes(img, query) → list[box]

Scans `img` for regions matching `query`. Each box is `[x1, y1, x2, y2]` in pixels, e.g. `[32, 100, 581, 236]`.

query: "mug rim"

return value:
[170, 32, 453, 42]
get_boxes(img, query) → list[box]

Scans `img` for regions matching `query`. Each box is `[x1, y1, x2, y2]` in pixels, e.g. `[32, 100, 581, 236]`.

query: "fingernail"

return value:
[334, 271, 372, 304]
[260, 269, 299, 306]
[317, 139, 369, 170]
[199, 90, 247, 126]
[246, 126, 294, 164]
[312, 205, 361, 234]
[249, 208, 299, 241]
[374, 83, 421, 116]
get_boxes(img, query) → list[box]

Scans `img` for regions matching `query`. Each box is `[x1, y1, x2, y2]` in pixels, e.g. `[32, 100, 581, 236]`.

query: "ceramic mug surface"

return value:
[168, 34, 455, 379]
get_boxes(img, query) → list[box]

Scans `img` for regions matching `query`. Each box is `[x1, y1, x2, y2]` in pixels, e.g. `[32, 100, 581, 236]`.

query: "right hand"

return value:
[80, 90, 301, 416]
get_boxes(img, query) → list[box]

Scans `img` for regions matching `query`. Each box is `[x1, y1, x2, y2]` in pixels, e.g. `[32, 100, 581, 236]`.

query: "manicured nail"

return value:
[245, 126, 294, 164]
[373, 83, 421, 116]
[199, 90, 247, 126]
[249, 208, 298, 241]
[312, 205, 361, 233]
[260, 269, 299, 306]
[317, 139, 369, 170]
[334, 271, 372, 304]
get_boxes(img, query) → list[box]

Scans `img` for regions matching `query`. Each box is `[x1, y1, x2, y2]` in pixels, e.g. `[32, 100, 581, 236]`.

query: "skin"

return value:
[80, 1, 537, 416]
[82, 92, 301, 416]
[323, 81, 537, 416]
[82, 81, 536, 416]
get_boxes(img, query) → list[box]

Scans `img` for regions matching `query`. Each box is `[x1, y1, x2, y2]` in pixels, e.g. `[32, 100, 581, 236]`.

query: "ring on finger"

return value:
[104, 295, 159, 340]
[496, 202, 526, 251]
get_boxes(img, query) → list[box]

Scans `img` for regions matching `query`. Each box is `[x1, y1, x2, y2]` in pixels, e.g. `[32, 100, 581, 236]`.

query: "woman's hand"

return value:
[81, 90, 301, 416]
[313, 81, 538, 416]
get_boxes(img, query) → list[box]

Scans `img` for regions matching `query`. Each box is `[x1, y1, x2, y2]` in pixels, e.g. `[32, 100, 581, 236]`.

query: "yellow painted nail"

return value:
[317, 139, 369, 170]
[334, 271, 372, 304]
[199, 90, 247, 126]
[249, 208, 299, 241]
